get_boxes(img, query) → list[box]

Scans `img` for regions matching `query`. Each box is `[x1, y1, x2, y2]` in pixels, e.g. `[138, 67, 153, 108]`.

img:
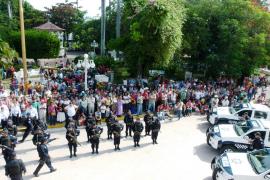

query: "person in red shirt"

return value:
[142, 89, 149, 112]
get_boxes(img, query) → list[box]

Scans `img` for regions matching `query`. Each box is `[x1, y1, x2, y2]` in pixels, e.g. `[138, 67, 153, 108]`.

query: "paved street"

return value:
[0, 115, 218, 180]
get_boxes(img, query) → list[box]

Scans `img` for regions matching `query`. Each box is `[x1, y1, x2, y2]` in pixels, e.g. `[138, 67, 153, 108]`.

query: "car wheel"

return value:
[207, 134, 211, 146]
[212, 168, 221, 180]
[219, 145, 237, 154]
[211, 157, 216, 170]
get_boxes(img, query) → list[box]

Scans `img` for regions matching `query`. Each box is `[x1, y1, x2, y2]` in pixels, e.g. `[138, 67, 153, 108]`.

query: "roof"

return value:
[34, 22, 65, 32]
[250, 103, 270, 112]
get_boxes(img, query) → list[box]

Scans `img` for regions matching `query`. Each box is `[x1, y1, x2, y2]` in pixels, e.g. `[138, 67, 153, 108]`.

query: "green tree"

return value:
[181, 0, 270, 78]
[9, 30, 60, 59]
[46, 2, 85, 46]
[120, 0, 185, 77]
[0, 39, 18, 68]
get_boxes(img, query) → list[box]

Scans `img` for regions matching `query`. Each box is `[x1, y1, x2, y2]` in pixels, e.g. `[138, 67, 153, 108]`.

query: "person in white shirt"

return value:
[39, 100, 47, 123]
[10, 100, 21, 125]
[65, 102, 77, 118]
[0, 106, 9, 128]
[26, 105, 39, 119]
[86, 94, 95, 115]
[100, 104, 107, 118]
[222, 96, 230, 107]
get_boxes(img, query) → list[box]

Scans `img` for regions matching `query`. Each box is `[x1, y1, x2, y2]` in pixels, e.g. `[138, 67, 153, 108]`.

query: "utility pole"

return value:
[19, 0, 28, 94]
[7, 0, 13, 19]
[116, 0, 121, 39]
[101, 0, 106, 56]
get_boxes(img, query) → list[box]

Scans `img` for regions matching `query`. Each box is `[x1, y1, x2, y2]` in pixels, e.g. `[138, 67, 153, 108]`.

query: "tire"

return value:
[219, 145, 237, 154]
[211, 157, 216, 170]
[207, 134, 211, 146]
[212, 168, 221, 180]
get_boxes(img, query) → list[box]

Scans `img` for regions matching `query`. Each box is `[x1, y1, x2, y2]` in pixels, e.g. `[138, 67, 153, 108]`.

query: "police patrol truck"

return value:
[211, 148, 270, 180]
[208, 103, 270, 125]
[206, 120, 270, 153]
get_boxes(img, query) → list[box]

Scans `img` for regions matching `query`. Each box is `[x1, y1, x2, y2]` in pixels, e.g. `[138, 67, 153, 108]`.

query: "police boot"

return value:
[74, 152, 77, 157]
[92, 146, 95, 154]
[114, 145, 117, 151]
[137, 142, 140, 147]
[117, 145, 120, 150]
[134, 142, 137, 147]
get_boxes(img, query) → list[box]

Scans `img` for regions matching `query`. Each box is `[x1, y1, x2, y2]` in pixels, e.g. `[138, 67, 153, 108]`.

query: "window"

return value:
[254, 111, 268, 119]
[247, 131, 266, 140]
[237, 110, 252, 117]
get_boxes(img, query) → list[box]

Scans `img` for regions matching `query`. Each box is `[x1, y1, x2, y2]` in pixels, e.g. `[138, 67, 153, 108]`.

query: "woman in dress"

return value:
[116, 96, 123, 117]
[56, 102, 66, 123]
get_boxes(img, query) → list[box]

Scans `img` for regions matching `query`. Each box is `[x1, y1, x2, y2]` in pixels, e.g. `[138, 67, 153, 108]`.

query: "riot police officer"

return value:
[144, 111, 153, 136]
[124, 110, 134, 137]
[151, 117, 161, 144]
[85, 115, 95, 142]
[7, 119, 18, 136]
[133, 118, 144, 147]
[66, 128, 78, 158]
[19, 113, 33, 143]
[1, 129, 17, 163]
[5, 152, 26, 180]
[112, 120, 123, 151]
[90, 124, 103, 154]
[106, 115, 116, 140]
[33, 137, 56, 177]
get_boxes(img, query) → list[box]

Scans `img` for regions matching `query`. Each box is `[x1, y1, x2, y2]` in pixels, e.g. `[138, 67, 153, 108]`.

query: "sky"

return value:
[25, 0, 110, 18]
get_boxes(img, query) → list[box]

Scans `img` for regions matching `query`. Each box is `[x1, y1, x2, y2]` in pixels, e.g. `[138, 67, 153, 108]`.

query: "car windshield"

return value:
[234, 120, 261, 136]
[248, 149, 270, 174]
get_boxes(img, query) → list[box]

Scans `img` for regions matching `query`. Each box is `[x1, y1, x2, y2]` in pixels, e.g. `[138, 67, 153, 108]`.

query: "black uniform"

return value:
[66, 128, 78, 158]
[5, 158, 26, 180]
[112, 122, 123, 151]
[90, 126, 103, 154]
[85, 117, 95, 142]
[144, 114, 153, 136]
[151, 118, 161, 144]
[1, 133, 16, 163]
[20, 117, 33, 142]
[33, 139, 56, 177]
[124, 114, 134, 137]
[7, 120, 18, 136]
[106, 116, 116, 140]
[252, 137, 264, 150]
[133, 121, 144, 147]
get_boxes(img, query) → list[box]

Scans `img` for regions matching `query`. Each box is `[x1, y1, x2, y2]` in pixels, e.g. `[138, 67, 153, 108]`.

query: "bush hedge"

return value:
[9, 30, 60, 59]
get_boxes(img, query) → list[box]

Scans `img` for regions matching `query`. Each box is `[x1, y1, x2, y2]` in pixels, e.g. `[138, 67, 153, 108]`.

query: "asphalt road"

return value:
[0, 115, 218, 180]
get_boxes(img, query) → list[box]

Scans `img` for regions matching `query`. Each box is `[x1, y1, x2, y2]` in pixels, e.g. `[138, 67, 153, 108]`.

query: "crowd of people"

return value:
[0, 62, 269, 179]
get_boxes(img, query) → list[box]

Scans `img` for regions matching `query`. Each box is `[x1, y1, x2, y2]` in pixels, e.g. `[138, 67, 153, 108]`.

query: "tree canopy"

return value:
[181, 0, 270, 78]
[119, 0, 186, 77]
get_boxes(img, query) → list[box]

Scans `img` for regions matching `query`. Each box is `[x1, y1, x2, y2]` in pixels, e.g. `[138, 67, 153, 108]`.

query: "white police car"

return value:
[206, 120, 270, 153]
[211, 148, 270, 180]
[208, 103, 270, 125]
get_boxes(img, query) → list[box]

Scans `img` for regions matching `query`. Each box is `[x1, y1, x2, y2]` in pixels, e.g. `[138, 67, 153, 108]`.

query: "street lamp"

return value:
[82, 54, 90, 91]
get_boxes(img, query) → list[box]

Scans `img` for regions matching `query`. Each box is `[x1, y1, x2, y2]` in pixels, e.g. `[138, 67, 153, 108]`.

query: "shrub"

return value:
[9, 30, 60, 59]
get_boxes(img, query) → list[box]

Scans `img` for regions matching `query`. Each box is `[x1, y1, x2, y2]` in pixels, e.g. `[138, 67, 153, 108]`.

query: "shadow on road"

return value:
[202, 176, 212, 180]
[197, 121, 211, 134]
[193, 143, 218, 163]
[22, 142, 153, 167]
